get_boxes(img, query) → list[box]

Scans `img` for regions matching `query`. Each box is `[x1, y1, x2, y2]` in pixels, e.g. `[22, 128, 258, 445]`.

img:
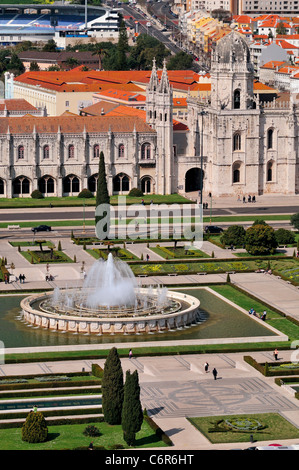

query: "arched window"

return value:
[118, 144, 125, 158]
[68, 144, 75, 159]
[38, 176, 55, 194]
[113, 173, 130, 193]
[233, 162, 241, 183]
[43, 145, 50, 159]
[18, 145, 24, 159]
[233, 133, 241, 151]
[0, 179, 4, 195]
[63, 175, 80, 194]
[88, 174, 98, 193]
[233, 89, 240, 109]
[141, 177, 152, 194]
[267, 161, 273, 182]
[141, 142, 151, 160]
[267, 129, 274, 150]
[12, 176, 30, 195]
[93, 144, 100, 158]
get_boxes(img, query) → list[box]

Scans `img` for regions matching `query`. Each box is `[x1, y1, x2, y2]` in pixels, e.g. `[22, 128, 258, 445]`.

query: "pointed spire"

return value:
[148, 57, 159, 92]
[159, 58, 169, 93]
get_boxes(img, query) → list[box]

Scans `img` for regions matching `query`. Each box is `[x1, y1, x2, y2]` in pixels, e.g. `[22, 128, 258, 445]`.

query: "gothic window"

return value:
[93, 144, 100, 158]
[12, 176, 30, 195]
[141, 142, 151, 160]
[113, 173, 130, 193]
[38, 176, 55, 194]
[18, 145, 24, 159]
[233, 89, 240, 109]
[118, 144, 125, 158]
[267, 161, 273, 182]
[88, 174, 98, 193]
[233, 162, 241, 183]
[63, 175, 80, 194]
[141, 177, 152, 194]
[267, 129, 274, 149]
[0, 179, 4, 195]
[43, 145, 50, 159]
[233, 133, 241, 151]
[68, 144, 75, 159]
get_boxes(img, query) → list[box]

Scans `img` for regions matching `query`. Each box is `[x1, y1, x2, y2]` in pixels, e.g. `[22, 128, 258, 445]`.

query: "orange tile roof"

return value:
[96, 88, 146, 102]
[0, 115, 155, 134]
[15, 68, 200, 93]
[0, 99, 37, 111]
[260, 60, 287, 69]
[253, 81, 277, 92]
[105, 105, 188, 131]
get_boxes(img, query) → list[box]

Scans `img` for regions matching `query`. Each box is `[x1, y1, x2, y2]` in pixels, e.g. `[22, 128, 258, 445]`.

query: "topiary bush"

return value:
[128, 188, 143, 197]
[22, 411, 48, 443]
[83, 425, 101, 437]
[31, 189, 44, 199]
[78, 188, 94, 198]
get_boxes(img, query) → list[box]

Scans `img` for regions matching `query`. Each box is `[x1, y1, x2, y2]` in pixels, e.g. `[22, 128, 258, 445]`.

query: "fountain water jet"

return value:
[21, 254, 201, 335]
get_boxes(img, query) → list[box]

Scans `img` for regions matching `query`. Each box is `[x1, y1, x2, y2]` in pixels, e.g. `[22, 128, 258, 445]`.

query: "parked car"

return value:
[204, 225, 223, 234]
[32, 225, 52, 234]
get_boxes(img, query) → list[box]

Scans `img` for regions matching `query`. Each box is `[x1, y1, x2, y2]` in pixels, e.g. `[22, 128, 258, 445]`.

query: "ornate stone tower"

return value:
[146, 59, 173, 194]
[210, 31, 255, 111]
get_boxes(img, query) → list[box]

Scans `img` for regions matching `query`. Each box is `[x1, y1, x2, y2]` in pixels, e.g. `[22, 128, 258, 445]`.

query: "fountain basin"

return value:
[21, 288, 200, 335]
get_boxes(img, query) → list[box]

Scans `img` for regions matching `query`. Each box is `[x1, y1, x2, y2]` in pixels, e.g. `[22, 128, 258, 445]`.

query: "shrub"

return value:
[78, 188, 93, 198]
[83, 425, 101, 437]
[128, 188, 143, 197]
[275, 228, 295, 245]
[220, 225, 246, 247]
[31, 189, 44, 199]
[245, 224, 278, 255]
[22, 411, 48, 443]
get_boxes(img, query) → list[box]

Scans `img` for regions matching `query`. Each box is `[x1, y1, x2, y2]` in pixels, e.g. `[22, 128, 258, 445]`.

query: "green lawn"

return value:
[0, 420, 167, 450]
[188, 413, 299, 444]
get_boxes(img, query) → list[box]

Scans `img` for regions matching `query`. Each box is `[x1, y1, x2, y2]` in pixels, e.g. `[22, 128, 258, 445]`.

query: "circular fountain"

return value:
[21, 254, 201, 335]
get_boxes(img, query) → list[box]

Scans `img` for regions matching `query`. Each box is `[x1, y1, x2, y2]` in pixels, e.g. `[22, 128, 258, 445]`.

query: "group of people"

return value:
[45, 274, 54, 281]
[17, 274, 26, 283]
[242, 195, 256, 203]
[204, 362, 218, 380]
[248, 308, 267, 321]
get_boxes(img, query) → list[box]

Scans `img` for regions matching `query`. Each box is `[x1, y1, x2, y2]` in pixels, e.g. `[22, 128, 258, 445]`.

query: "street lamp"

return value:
[200, 109, 208, 206]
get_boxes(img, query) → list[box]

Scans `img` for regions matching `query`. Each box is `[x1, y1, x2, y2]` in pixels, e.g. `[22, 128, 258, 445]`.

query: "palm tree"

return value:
[92, 44, 108, 70]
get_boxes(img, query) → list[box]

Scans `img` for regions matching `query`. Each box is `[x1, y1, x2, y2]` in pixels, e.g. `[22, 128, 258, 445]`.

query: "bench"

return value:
[197, 272, 207, 275]
[138, 274, 148, 277]
[226, 271, 235, 274]
[168, 273, 177, 276]
[7, 225, 20, 230]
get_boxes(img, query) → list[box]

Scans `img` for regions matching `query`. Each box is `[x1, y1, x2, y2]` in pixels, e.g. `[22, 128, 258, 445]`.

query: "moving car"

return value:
[32, 225, 52, 234]
[204, 225, 223, 234]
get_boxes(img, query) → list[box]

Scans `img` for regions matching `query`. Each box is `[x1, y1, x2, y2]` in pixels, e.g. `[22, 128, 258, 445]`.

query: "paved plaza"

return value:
[0, 194, 299, 449]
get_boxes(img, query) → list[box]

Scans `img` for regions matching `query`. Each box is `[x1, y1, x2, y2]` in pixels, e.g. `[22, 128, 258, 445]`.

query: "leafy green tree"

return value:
[274, 228, 295, 245]
[7, 53, 25, 76]
[245, 224, 278, 255]
[43, 39, 57, 52]
[116, 19, 129, 70]
[220, 225, 246, 247]
[22, 411, 48, 443]
[95, 151, 110, 239]
[122, 370, 143, 446]
[290, 213, 299, 230]
[167, 51, 193, 70]
[102, 347, 124, 425]
[29, 61, 40, 71]
[276, 21, 287, 35]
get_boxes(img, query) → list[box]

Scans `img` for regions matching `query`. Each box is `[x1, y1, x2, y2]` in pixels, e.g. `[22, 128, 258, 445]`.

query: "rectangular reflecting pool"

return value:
[0, 287, 280, 349]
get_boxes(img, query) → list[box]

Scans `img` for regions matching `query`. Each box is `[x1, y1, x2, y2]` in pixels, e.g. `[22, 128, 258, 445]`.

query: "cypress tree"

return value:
[95, 151, 110, 239]
[122, 370, 143, 446]
[102, 347, 124, 425]
[116, 18, 129, 70]
[22, 411, 48, 443]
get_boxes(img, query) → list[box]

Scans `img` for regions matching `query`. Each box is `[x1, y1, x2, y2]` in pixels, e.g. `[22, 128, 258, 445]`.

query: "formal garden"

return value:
[0, 348, 171, 450]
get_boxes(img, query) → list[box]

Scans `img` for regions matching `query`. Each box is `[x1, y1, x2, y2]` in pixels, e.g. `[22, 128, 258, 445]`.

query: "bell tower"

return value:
[210, 31, 255, 111]
[146, 59, 173, 194]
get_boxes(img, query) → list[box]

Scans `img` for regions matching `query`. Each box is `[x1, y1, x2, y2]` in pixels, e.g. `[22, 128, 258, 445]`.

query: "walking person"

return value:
[212, 367, 218, 380]
[204, 362, 209, 373]
[129, 349, 133, 359]
[274, 348, 278, 360]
